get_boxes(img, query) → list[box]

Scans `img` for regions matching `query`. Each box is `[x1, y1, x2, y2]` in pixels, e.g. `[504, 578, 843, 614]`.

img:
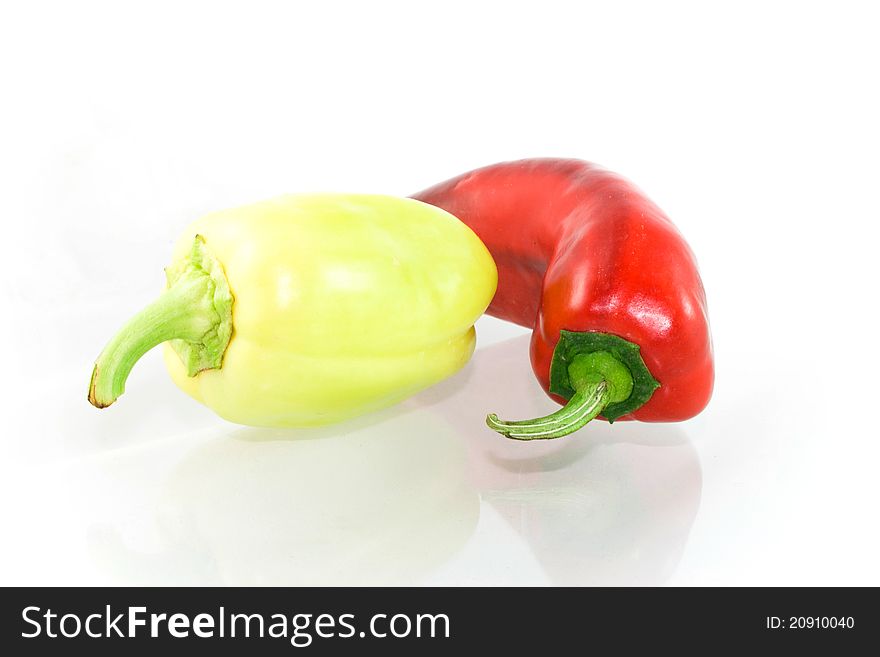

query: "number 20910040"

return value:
[766, 616, 854, 629]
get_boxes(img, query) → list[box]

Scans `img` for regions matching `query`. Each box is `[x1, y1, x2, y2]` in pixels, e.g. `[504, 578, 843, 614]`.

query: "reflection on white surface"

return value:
[478, 437, 701, 586]
[1, 334, 702, 586]
[90, 413, 479, 586]
[413, 336, 702, 586]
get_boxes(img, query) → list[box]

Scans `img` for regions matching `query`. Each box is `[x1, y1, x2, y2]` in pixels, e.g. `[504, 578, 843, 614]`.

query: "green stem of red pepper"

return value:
[486, 350, 636, 440]
[487, 381, 610, 440]
[486, 332, 661, 440]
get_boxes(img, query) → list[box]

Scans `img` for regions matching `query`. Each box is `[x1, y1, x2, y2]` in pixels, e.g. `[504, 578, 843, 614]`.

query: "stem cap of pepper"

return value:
[486, 331, 660, 440]
[549, 331, 659, 422]
[88, 235, 233, 408]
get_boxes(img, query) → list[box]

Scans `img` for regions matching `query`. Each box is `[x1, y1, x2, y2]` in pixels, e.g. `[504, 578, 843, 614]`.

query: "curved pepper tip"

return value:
[87, 364, 113, 408]
[485, 413, 511, 437]
[89, 363, 122, 408]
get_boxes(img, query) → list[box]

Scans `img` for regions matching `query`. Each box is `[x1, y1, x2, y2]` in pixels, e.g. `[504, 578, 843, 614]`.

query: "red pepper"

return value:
[413, 158, 713, 439]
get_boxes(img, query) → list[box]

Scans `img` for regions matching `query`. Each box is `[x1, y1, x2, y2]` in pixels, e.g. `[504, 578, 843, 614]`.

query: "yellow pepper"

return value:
[88, 194, 497, 427]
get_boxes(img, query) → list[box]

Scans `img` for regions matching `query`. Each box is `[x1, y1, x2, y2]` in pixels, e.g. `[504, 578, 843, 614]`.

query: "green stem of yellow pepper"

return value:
[88, 235, 233, 408]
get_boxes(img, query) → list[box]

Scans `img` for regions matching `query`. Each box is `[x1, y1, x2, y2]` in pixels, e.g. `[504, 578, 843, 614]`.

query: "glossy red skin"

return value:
[413, 159, 713, 422]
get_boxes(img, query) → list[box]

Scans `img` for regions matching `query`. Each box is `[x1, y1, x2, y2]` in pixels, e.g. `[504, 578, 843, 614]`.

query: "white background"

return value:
[1, 1, 878, 585]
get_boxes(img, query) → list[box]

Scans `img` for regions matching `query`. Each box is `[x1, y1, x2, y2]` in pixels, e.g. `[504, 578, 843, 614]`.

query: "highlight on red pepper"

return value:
[413, 158, 714, 440]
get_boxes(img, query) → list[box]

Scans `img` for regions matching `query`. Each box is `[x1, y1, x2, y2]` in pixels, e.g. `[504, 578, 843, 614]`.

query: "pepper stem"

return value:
[486, 350, 637, 440]
[487, 381, 611, 440]
[88, 235, 233, 408]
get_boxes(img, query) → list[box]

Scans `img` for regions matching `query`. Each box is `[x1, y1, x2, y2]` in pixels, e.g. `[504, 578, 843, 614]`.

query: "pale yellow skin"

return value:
[162, 194, 497, 427]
